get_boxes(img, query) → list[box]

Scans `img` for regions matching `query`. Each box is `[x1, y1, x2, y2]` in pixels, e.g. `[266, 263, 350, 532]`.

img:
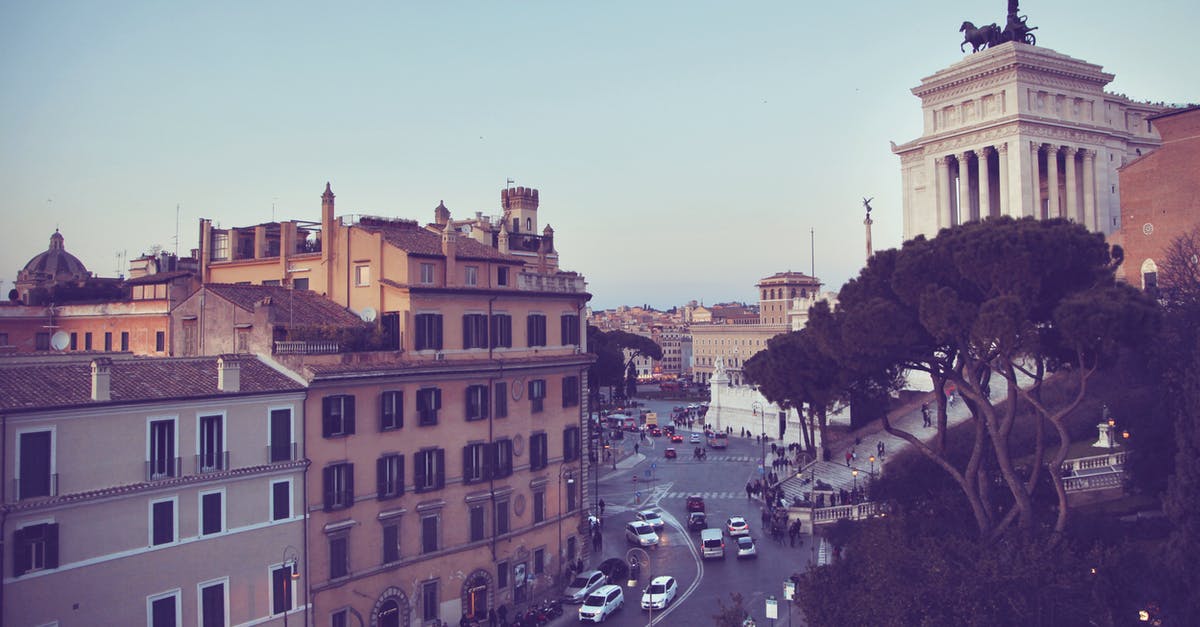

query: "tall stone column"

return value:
[998, 142, 1010, 217]
[936, 156, 952, 229]
[1082, 149, 1098, 231]
[1046, 145, 1061, 219]
[958, 152, 973, 224]
[979, 147, 993, 218]
[1064, 147, 1079, 223]
[1030, 142, 1042, 217]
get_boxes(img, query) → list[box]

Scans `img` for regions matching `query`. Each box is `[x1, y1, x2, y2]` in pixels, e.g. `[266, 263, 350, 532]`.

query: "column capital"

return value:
[1031, 141, 1043, 153]
[980, 146, 995, 157]
[997, 142, 1008, 154]
[958, 150, 973, 162]
[935, 156, 949, 166]
[1081, 148, 1096, 160]
[1064, 146, 1078, 157]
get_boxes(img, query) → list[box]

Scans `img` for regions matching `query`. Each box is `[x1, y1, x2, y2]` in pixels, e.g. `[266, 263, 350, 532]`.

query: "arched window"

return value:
[526, 218, 532, 231]
[1141, 259, 1159, 294]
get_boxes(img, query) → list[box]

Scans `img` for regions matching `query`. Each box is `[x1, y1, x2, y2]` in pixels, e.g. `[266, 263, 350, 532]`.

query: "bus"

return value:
[706, 432, 728, 449]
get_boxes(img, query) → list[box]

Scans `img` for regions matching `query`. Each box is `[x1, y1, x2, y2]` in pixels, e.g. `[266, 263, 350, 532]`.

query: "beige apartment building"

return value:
[1, 354, 308, 627]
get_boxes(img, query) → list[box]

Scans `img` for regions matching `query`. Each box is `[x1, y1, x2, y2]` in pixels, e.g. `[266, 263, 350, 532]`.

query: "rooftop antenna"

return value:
[810, 227, 815, 278]
[174, 203, 180, 257]
[272, 197, 278, 222]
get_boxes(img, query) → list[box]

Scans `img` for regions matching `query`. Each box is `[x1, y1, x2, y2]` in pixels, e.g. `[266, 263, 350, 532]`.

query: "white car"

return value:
[689, 433, 702, 444]
[735, 535, 757, 558]
[725, 516, 750, 537]
[636, 509, 665, 531]
[579, 584, 624, 623]
[564, 569, 607, 604]
[625, 521, 659, 547]
[640, 575, 678, 610]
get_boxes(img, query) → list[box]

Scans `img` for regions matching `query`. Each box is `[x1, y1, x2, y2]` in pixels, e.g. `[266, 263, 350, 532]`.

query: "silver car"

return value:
[564, 569, 607, 604]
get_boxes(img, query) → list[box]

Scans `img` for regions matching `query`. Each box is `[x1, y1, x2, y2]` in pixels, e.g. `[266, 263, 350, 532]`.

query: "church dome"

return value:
[19, 230, 91, 283]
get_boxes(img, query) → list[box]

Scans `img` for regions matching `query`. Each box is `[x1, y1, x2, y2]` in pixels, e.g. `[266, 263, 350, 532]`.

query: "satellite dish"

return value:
[50, 331, 70, 351]
[360, 307, 377, 322]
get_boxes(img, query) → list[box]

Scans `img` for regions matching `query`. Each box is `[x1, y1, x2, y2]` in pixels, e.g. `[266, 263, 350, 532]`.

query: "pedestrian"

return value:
[877, 440, 885, 458]
[488, 608, 498, 627]
[922, 402, 931, 428]
[746, 481, 753, 499]
[599, 499, 605, 515]
[634, 443, 639, 455]
[845, 450, 852, 467]
[593, 530, 602, 550]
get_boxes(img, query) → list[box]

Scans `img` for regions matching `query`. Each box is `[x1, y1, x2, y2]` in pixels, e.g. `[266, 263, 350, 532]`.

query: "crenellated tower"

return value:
[501, 186, 539, 235]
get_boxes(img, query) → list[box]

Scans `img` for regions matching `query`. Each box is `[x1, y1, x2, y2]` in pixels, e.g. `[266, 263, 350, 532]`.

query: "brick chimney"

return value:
[91, 357, 112, 401]
[217, 355, 241, 393]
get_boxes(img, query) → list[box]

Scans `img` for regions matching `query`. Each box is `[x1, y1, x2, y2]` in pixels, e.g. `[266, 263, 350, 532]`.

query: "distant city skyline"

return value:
[2, 1, 1196, 310]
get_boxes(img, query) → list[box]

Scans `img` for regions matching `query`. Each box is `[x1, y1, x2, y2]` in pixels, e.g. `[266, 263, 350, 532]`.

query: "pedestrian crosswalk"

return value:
[668, 454, 756, 463]
[662, 491, 745, 500]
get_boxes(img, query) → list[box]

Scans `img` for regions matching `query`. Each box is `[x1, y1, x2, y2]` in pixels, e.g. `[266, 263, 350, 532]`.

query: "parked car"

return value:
[735, 536, 758, 559]
[686, 494, 705, 512]
[625, 522, 659, 547]
[687, 511, 707, 531]
[579, 585, 624, 623]
[597, 557, 629, 585]
[636, 509, 665, 531]
[640, 575, 679, 610]
[564, 570, 607, 604]
[664, 447, 677, 459]
[726, 516, 750, 537]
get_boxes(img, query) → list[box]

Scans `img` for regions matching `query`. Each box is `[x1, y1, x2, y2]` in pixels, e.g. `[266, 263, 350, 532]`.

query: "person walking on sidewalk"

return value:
[877, 440, 885, 459]
[922, 402, 931, 428]
[845, 450, 852, 467]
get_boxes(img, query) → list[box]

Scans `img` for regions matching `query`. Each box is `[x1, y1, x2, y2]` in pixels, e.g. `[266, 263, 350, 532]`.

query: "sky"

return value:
[2, 1, 1197, 311]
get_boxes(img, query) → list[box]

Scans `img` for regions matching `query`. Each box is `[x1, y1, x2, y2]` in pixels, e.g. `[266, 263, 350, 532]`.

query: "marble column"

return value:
[979, 147, 993, 218]
[998, 142, 1010, 217]
[1064, 147, 1079, 223]
[958, 151, 973, 224]
[1082, 149, 1097, 231]
[1047, 145, 1060, 219]
[936, 156, 952, 229]
[1030, 142, 1042, 217]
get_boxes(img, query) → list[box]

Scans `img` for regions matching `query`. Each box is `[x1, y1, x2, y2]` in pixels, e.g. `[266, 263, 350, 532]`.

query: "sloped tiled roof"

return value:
[203, 284, 366, 327]
[359, 220, 519, 263]
[0, 356, 305, 412]
[125, 270, 193, 285]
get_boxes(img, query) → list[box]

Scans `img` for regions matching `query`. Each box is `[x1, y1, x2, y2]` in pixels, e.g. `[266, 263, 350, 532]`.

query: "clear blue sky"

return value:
[2, 1, 1196, 310]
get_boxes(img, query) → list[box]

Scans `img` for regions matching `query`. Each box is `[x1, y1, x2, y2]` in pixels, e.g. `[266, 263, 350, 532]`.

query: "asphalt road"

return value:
[575, 397, 813, 626]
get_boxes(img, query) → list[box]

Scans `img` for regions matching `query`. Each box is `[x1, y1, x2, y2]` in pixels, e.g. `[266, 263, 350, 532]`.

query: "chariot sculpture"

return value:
[960, 0, 1037, 53]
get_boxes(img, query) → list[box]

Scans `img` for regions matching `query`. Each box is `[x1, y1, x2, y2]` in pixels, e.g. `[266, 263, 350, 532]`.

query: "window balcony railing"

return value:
[195, 451, 231, 474]
[11, 474, 58, 502]
[274, 340, 341, 355]
[145, 457, 182, 482]
[266, 443, 298, 464]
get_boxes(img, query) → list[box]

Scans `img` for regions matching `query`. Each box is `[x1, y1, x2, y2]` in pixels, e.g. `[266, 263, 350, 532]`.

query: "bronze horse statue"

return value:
[960, 21, 1001, 52]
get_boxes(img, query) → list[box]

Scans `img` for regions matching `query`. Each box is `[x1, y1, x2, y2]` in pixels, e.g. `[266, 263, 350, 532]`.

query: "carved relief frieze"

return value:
[923, 124, 1021, 154]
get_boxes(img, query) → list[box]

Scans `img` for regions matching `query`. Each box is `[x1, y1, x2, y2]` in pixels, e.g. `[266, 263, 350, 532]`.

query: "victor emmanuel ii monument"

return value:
[892, 1, 1170, 242]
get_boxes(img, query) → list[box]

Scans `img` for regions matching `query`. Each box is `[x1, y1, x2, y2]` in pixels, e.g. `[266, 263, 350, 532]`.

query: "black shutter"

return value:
[13, 527, 28, 577]
[435, 449, 446, 490]
[484, 443, 494, 480]
[490, 315, 499, 348]
[434, 315, 443, 350]
[322, 397, 333, 438]
[481, 387, 490, 419]
[396, 455, 405, 495]
[527, 315, 535, 346]
[462, 445, 471, 482]
[480, 315, 489, 348]
[345, 396, 356, 434]
[345, 464, 355, 503]
[415, 453, 428, 492]
[561, 315, 570, 345]
[433, 388, 442, 410]
[377, 457, 388, 499]
[323, 466, 335, 511]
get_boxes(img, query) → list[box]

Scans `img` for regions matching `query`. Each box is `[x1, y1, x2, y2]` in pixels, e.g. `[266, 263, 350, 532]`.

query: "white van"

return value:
[700, 528, 725, 559]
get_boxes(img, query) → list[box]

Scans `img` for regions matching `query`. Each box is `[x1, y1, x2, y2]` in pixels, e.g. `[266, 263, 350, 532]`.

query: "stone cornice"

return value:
[914, 43, 1114, 101]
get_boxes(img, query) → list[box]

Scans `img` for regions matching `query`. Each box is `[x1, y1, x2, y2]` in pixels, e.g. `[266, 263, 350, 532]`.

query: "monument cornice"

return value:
[913, 44, 1114, 100]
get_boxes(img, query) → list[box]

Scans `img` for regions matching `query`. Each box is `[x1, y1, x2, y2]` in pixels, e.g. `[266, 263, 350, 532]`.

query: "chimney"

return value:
[217, 355, 241, 393]
[442, 219, 457, 287]
[91, 357, 112, 401]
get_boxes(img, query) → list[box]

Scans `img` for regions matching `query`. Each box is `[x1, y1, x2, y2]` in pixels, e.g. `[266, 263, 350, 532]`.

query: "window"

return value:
[383, 521, 401, 564]
[414, 313, 443, 351]
[498, 266, 509, 286]
[322, 463, 354, 511]
[148, 418, 178, 480]
[529, 433, 549, 470]
[421, 515, 439, 554]
[200, 490, 224, 535]
[271, 564, 294, 615]
[560, 314, 580, 345]
[151, 497, 177, 546]
[271, 480, 292, 521]
[12, 522, 59, 576]
[329, 534, 349, 579]
[528, 379, 546, 413]
[470, 504, 485, 542]
[380, 391, 403, 431]
[463, 443, 489, 484]
[422, 580, 439, 621]
[563, 426, 581, 463]
[562, 375, 580, 408]
[417, 388, 441, 426]
[121, 331, 130, 351]
[420, 263, 436, 285]
[377, 454, 404, 500]
[70, 332, 77, 350]
[566, 477, 577, 511]
[17, 429, 54, 500]
[85, 332, 93, 350]
[493, 438, 514, 478]
[495, 499, 510, 535]
[36, 332, 50, 351]
[322, 395, 356, 438]
[332, 610, 348, 627]
[465, 265, 478, 286]
[414, 449, 445, 493]
[355, 264, 370, 286]
[497, 561, 509, 589]
[149, 589, 181, 627]
[462, 314, 489, 349]
[236, 329, 249, 352]
[533, 548, 544, 575]
[527, 314, 547, 347]
[199, 580, 227, 627]
[465, 385, 489, 421]
[494, 382, 508, 418]
[293, 277, 309, 290]
[156, 331, 165, 352]
[490, 314, 513, 348]
[269, 408, 293, 462]
[533, 491, 546, 523]
[198, 414, 225, 472]
[104, 332, 113, 351]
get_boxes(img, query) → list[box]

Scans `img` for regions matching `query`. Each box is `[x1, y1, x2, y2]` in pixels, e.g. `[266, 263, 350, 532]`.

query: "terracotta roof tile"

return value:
[358, 220, 519, 263]
[203, 284, 366, 327]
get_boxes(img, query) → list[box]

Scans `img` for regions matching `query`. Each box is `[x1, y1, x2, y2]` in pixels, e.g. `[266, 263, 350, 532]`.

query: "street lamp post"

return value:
[625, 547, 652, 626]
[851, 468, 859, 496]
[868, 454, 875, 478]
[281, 546, 300, 627]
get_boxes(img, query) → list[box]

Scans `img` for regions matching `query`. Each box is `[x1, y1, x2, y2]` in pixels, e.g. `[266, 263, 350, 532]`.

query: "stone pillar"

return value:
[1030, 142, 1042, 217]
[1047, 145, 1060, 219]
[998, 142, 1010, 217]
[1082, 149, 1098, 231]
[1064, 147, 1079, 223]
[936, 156, 952, 229]
[979, 147, 993, 218]
[958, 152, 973, 224]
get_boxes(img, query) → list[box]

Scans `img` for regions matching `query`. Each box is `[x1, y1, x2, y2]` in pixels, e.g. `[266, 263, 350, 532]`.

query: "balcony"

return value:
[275, 340, 341, 355]
[195, 451, 231, 474]
[146, 457, 182, 482]
[266, 442, 298, 464]
[11, 474, 58, 502]
[516, 272, 587, 294]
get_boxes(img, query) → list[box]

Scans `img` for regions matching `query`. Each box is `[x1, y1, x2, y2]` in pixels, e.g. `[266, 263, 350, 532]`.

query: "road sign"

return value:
[784, 580, 796, 601]
[765, 596, 778, 619]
